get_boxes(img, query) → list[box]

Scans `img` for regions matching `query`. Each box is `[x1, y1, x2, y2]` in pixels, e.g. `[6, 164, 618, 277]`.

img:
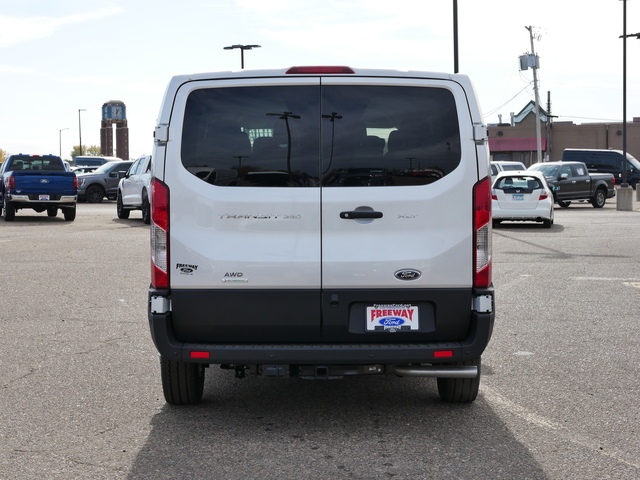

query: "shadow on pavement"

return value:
[127, 368, 548, 480]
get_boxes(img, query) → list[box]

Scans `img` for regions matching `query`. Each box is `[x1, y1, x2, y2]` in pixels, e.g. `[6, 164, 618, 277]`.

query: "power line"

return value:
[484, 84, 532, 117]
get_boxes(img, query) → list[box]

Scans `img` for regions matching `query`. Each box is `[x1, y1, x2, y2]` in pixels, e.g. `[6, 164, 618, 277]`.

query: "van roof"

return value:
[174, 66, 463, 82]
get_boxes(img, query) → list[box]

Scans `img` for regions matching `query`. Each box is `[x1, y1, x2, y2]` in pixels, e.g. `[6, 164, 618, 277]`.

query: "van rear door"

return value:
[318, 78, 479, 341]
[165, 77, 323, 343]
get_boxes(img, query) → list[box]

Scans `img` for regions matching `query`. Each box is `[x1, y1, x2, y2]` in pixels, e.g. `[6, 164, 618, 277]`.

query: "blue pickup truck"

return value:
[0, 154, 78, 221]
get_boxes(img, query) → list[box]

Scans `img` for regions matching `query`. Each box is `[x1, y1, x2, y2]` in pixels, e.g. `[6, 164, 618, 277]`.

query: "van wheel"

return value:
[116, 193, 130, 219]
[141, 192, 150, 224]
[557, 201, 571, 208]
[591, 188, 606, 208]
[160, 356, 205, 405]
[86, 185, 104, 203]
[437, 358, 481, 403]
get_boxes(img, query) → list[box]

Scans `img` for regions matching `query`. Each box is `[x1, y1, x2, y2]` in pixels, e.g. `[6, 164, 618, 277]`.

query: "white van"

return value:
[490, 160, 527, 184]
[148, 66, 495, 404]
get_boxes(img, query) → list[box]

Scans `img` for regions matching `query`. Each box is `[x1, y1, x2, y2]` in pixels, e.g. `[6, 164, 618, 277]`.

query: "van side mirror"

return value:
[560, 173, 569, 180]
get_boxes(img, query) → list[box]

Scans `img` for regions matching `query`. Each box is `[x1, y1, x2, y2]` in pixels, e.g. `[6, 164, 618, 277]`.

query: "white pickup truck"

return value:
[116, 155, 152, 224]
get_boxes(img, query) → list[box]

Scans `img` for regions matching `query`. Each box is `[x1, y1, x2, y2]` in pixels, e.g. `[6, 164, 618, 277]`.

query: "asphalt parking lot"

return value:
[0, 196, 639, 480]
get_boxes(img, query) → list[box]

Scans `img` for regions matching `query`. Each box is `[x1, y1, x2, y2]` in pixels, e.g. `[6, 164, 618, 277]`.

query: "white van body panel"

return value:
[319, 76, 476, 289]
[164, 76, 322, 290]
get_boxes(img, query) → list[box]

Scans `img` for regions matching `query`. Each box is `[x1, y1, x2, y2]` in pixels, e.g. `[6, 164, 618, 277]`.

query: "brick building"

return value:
[488, 101, 640, 167]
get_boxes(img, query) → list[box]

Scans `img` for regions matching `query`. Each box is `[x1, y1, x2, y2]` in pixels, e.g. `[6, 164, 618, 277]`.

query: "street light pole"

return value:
[78, 109, 87, 156]
[223, 44, 261, 69]
[59, 128, 69, 157]
[617, 0, 635, 210]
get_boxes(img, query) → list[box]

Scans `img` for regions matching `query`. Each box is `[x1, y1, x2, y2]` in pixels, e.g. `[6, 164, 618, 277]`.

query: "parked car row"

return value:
[0, 154, 153, 222]
[490, 157, 617, 228]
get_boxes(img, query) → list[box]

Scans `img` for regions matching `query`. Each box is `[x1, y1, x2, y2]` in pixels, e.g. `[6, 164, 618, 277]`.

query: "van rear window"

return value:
[181, 85, 461, 187]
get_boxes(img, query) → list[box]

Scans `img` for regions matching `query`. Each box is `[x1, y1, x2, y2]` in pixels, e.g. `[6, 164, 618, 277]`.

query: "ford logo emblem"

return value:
[380, 318, 405, 326]
[40, 179, 50, 183]
[394, 269, 421, 281]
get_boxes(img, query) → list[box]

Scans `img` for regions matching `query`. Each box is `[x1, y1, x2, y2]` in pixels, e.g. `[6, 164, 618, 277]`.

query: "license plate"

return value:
[366, 304, 419, 332]
[39, 195, 50, 201]
[512, 194, 524, 201]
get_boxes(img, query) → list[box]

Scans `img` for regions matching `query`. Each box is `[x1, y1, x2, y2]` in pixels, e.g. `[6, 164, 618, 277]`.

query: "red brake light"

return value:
[539, 193, 548, 200]
[473, 177, 492, 289]
[151, 178, 169, 289]
[434, 350, 454, 358]
[8, 177, 15, 190]
[73, 176, 79, 190]
[190, 351, 210, 359]
[286, 66, 355, 74]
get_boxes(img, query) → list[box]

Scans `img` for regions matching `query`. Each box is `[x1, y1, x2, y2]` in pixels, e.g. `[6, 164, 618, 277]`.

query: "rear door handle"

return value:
[340, 211, 383, 219]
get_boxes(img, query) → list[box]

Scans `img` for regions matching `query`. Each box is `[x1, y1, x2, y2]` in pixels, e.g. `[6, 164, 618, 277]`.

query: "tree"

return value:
[71, 145, 101, 160]
[0, 148, 8, 163]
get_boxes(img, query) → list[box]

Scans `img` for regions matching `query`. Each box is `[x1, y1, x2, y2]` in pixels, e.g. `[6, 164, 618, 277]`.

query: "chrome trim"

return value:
[388, 365, 478, 378]
[9, 195, 77, 203]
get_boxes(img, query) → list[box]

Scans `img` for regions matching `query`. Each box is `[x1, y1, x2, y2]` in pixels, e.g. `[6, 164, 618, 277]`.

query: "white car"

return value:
[492, 170, 554, 228]
[116, 155, 152, 224]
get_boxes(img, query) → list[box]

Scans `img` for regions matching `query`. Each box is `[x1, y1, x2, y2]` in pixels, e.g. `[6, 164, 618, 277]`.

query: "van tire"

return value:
[437, 358, 481, 403]
[160, 356, 205, 405]
[557, 201, 571, 208]
[591, 188, 606, 208]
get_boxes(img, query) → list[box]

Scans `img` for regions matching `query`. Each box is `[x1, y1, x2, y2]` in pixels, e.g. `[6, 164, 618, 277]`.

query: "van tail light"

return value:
[491, 189, 498, 200]
[473, 176, 492, 289]
[539, 192, 548, 200]
[73, 175, 79, 190]
[151, 178, 169, 289]
[8, 176, 15, 190]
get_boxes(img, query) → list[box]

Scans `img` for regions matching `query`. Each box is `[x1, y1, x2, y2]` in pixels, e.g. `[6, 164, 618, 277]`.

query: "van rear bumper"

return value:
[147, 288, 494, 365]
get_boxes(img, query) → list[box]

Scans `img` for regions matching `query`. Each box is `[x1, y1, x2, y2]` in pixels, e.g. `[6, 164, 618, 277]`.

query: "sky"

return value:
[1, 0, 639, 160]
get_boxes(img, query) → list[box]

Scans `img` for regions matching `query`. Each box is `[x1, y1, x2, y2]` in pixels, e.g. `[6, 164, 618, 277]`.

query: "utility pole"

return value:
[525, 26, 543, 163]
[546, 92, 552, 158]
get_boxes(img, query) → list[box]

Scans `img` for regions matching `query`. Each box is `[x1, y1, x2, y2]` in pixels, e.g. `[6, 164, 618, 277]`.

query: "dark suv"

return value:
[562, 148, 640, 189]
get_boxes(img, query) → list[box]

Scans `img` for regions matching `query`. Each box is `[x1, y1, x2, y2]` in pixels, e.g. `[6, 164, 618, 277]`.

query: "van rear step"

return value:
[221, 364, 478, 379]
